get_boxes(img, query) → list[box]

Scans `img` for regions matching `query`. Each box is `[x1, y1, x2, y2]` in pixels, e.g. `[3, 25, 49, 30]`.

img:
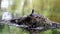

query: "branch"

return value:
[0, 21, 60, 31]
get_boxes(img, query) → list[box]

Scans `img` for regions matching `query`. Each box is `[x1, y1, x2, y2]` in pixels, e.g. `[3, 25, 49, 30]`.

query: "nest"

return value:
[10, 9, 60, 34]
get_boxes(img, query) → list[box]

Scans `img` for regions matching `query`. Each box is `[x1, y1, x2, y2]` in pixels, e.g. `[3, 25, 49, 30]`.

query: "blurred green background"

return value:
[0, 0, 60, 34]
